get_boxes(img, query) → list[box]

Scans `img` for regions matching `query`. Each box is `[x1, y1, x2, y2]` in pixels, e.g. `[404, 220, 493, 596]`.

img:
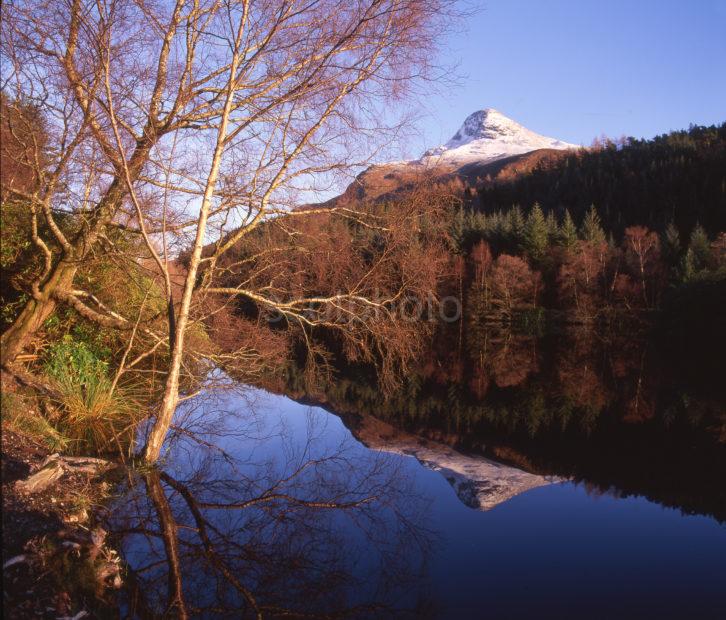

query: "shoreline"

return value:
[2, 427, 122, 618]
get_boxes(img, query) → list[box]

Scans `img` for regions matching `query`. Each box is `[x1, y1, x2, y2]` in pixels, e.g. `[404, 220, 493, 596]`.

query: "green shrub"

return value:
[45, 335, 109, 387]
[43, 336, 141, 455]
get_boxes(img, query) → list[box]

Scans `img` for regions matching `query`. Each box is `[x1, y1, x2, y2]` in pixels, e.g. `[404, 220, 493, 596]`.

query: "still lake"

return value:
[109, 377, 726, 619]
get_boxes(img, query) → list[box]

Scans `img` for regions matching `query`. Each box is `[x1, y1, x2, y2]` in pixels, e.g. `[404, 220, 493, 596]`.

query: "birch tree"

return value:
[1, 0, 457, 462]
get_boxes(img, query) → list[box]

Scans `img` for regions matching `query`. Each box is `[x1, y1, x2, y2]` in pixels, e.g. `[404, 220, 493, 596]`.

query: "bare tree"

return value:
[1, 0, 457, 461]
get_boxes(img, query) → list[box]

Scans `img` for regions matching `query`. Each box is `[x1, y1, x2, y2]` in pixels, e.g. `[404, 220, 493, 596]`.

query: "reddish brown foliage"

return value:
[556, 333, 608, 411]
[0, 96, 45, 199]
[470, 240, 492, 291]
[489, 254, 540, 316]
[620, 226, 665, 307]
[210, 197, 451, 390]
[711, 233, 726, 268]
[557, 241, 611, 319]
[490, 337, 538, 388]
[468, 363, 490, 399]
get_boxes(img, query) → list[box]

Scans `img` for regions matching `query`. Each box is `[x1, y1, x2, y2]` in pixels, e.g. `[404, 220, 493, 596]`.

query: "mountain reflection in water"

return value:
[323, 412, 557, 511]
[108, 323, 726, 618]
[278, 326, 726, 523]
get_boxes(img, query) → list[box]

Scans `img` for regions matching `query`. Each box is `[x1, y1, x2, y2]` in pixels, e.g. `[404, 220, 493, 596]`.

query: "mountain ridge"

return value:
[421, 108, 579, 164]
[317, 109, 580, 208]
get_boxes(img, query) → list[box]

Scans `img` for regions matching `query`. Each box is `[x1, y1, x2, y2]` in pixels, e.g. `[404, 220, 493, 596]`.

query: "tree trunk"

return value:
[142, 42, 239, 463]
[1, 151, 150, 368]
[142, 336, 184, 463]
[0, 261, 77, 367]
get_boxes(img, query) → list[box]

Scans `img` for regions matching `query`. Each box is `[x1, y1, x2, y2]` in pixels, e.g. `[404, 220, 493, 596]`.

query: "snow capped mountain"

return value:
[421, 108, 578, 165]
[319, 108, 580, 208]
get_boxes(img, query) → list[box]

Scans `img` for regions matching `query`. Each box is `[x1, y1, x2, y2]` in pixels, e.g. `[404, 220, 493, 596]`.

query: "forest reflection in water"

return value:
[109, 390, 436, 619]
[107, 326, 726, 619]
[275, 324, 726, 521]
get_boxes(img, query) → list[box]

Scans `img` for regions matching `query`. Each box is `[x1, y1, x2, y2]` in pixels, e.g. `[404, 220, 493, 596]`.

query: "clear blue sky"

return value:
[410, 0, 726, 154]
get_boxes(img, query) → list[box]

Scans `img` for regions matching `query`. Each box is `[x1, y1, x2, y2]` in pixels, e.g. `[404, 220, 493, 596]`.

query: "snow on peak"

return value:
[422, 108, 578, 164]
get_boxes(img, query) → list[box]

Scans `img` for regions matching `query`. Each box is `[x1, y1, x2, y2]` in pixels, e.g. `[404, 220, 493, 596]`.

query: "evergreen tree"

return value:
[523, 203, 549, 261]
[559, 209, 579, 249]
[687, 224, 712, 271]
[679, 224, 712, 282]
[607, 232, 616, 250]
[681, 248, 697, 282]
[492, 211, 508, 246]
[663, 223, 681, 257]
[580, 205, 606, 244]
[662, 222, 682, 277]
[477, 122, 726, 237]
[508, 205, 526, 248]
[471, 212, 487, 238]
[449, 207, 466, 253]
[545, 210, 559, 242]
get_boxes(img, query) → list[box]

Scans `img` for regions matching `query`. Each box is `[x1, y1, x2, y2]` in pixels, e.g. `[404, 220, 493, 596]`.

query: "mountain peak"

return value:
[450, 108, 516, 142]
[422, 108, 578, 164]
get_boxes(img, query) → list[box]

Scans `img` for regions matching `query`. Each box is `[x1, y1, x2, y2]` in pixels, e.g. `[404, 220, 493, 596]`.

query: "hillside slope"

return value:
[320, 109, 579, 207]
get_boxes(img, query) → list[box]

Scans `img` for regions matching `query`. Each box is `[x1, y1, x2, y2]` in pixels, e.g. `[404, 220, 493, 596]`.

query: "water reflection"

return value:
[107, 377, 726, 619]
[106, 325, 726, 617]
[275, 326, 726, 521]
[110, 392, 435, 618]
[323, 412, 558, 511]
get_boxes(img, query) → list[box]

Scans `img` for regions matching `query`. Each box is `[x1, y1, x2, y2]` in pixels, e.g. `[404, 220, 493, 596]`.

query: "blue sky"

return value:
[408, 0, 726, 154]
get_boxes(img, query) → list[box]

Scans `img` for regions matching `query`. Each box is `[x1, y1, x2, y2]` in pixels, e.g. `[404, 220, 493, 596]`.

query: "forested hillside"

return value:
[473, 123, 726, 236]
[210, 122, 726, 371]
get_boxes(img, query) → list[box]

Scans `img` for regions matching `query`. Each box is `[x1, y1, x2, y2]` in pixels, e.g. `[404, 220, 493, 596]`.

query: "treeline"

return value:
[437, 123, 726, 326]
[213, 122, 726, 342]
[447, 203, 726, 323]
[473, 123, 726, 237]
[4, 94, 725, 450]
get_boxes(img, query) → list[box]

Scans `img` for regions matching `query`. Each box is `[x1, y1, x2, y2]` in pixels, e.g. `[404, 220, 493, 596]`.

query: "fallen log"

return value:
[14, 453, 112, 494]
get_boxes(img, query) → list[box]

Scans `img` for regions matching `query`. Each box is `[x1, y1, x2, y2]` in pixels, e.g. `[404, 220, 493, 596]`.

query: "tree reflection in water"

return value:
[109, 393, 436, 619]
[275, 326, 726, 521]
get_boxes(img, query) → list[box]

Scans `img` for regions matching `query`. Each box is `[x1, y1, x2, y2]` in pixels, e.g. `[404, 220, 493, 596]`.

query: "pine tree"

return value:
[580, 205, 606, 244]
[559, 209, 578, 249]
[681, 248, 697, 282]
[449, 207, 466, 253]
[687, 224, 711, 271]
[663, 223, 681, 256]
[471, 211, 487, 238]
[545, 210, 559, 243]
[523, 203, 548, 261]
[492, 211, 507, 245]
[608, 232, 618, 250]
[662, 222, 682, 275]
[508, 205, 526, 248]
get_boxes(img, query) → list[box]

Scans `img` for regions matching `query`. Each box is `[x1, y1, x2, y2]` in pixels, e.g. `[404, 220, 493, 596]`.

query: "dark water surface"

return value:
[109, 375, 726, 619]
